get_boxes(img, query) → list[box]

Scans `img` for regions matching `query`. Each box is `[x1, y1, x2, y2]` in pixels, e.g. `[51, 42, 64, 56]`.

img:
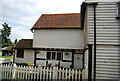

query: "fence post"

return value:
[12, 63, 17, 79]
[0, 63, 2, 80]
[53, 67, 58, 79]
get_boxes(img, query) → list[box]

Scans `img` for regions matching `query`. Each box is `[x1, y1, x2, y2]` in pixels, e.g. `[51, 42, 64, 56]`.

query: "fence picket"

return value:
[20, 66, 23, 79]
[46, 67, 49, 80]
[58, 68, 61, 80]
[36, 67, 40, 81]
[25, 66, 28, 80]
[39, 67, 42, 80]
[49, 67, 52, 81]
[22, 66, 25, 80]
[10, 65, 12, 79]
[3, 65, 5, 79]
[65, 68, 68, 79]
[34, 66, 37, 81]
[78, 69, 81, 80]
[31, 66, 33, 80]
[82, 69, 85, 79]
[28, 66, 31, 80]
[4, 64, 6, 79]
[56, 67, 58, 79]
[72, 69, 74, 81]
[68, 69, 71, 81]
[75, 69, 77, 80]
[42, 67, 45, 80]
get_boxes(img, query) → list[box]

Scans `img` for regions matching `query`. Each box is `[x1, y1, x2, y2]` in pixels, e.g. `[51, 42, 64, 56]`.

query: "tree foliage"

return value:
[14, 39, 18, 44]
[0, 23, 12, 48]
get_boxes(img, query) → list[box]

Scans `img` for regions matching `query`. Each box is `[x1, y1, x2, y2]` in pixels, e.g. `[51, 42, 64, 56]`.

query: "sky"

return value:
[0, 0, 84, 42]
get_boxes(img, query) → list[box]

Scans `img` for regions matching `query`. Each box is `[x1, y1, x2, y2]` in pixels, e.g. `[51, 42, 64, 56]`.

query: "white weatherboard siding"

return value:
[15, 50, 34, 63]
[85, 2, 120, 79]
[84, 7, 89, 45]
[87, 3, 119, 45]
[33, 29, 84, 49]
[95, 45, 119, 79]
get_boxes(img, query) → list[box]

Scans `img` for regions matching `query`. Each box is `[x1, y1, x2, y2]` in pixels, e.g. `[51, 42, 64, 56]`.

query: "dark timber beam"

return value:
[88, 44, 92, 81]
[34, 49, 37, 66]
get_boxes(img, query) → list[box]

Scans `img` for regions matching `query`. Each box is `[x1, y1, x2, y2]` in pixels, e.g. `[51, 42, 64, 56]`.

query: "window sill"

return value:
[116, 16, 120, 19]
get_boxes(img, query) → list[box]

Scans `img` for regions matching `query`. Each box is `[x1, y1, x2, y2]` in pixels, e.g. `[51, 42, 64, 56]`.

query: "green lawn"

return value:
[0, 52, 13, 60]
[0, 52, 2, 56]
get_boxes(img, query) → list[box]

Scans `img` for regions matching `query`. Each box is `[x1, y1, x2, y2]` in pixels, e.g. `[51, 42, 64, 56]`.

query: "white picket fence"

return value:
[0, 64, 85, 81]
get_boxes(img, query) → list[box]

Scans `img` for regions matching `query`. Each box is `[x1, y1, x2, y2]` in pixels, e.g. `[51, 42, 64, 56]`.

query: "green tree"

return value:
[14, 39, 18, 44]
[0, 23, 12, 47]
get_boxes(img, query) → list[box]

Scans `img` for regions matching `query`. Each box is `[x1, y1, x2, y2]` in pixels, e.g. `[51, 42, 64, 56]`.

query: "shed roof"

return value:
[1, 45, 15, 51]
[13, 39, 33, 49]
[32, 13, 81, 29]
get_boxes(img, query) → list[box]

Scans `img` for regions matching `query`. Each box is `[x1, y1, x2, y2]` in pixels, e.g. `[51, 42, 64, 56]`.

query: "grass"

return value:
[0, 52, 13, 60]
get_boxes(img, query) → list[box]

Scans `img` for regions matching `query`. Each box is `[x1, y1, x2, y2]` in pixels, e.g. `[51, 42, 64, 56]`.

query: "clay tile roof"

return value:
[13, 39, 33, 49]
[32, 13, 81, 29]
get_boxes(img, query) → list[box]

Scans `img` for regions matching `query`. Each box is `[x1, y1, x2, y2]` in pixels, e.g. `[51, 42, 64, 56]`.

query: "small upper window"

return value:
[116, 2, 120, 19]
[118, 3, 120, 16]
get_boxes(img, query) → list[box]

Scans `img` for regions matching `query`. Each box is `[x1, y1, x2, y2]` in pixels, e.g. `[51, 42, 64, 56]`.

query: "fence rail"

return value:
[0, 64, 85, 81]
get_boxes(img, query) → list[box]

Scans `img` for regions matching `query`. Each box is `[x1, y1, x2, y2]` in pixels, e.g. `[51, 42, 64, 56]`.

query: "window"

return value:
[47, 52, 51, 60]
[117, 3, 120, 17]
[57, 52, 61, 60]
[16, 49, 24, 58]
[52, 52, 55, 60]
[46, 51, 62, 60]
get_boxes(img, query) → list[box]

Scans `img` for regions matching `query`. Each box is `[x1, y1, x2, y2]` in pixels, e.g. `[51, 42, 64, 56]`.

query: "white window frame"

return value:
[46, 51, 62, 60]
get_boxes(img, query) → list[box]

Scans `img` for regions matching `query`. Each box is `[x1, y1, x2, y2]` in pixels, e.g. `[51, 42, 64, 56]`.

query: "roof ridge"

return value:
[21, 39, 33, 40]
[42, 13, 80, 15]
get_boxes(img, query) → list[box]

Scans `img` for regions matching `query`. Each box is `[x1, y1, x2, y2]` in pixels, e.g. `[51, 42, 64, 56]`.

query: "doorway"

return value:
[74, 54, 83, 69]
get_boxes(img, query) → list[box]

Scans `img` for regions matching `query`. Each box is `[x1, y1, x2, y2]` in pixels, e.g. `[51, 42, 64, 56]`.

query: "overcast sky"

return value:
[0, 0, 84, 41]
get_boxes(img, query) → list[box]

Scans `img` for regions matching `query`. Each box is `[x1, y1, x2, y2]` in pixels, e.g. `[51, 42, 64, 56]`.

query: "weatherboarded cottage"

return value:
[14, 13, 85, 69]
[81, 0, 120, 80]
[31, 13, 84, 69]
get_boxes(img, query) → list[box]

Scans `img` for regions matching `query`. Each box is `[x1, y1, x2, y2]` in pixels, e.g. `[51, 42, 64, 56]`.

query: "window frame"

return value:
[46, 51, 62, 60]
[116, 2, 120, 19]
[16, 49, 24, 58]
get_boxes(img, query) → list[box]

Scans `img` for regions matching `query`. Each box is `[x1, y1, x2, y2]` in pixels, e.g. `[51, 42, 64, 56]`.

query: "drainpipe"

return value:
[93, 4, 97, 81]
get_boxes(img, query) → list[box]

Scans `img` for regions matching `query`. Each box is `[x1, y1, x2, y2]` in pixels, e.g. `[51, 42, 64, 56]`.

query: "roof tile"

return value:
[32, 13, 80, 29]
[13, 39, 33, 49]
